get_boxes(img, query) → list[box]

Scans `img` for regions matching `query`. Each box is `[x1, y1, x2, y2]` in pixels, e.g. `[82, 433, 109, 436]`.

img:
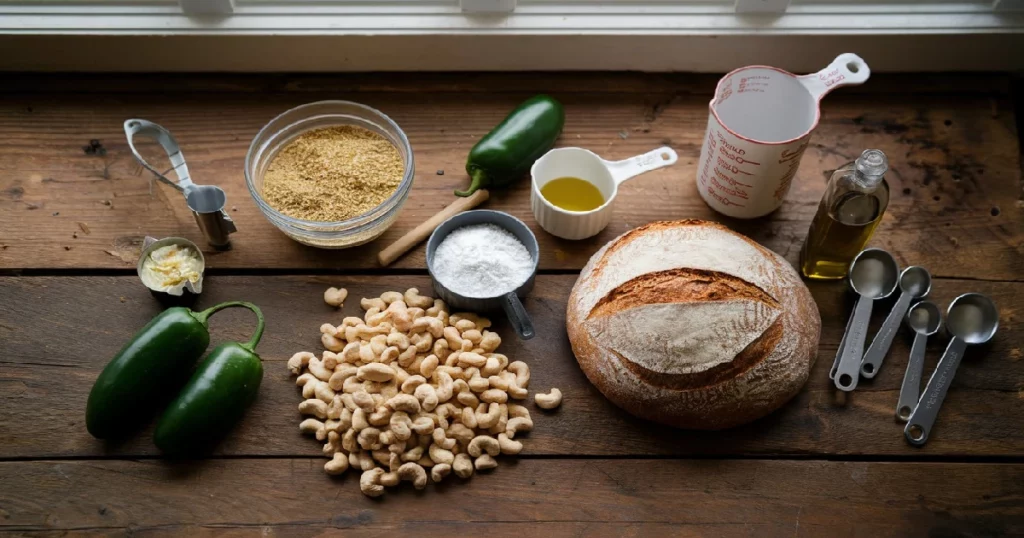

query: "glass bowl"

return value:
[244, 101, 414, 248]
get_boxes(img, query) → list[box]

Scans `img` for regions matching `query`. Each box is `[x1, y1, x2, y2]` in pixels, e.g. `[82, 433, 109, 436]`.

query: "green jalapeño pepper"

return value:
[86, 301, 257, 440]
[456, 94, 565, 197]
[154, 303, 265, 456]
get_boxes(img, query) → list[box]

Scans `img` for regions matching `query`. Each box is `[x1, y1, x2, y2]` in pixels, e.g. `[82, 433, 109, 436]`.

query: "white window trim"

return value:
[2, 2, 1022, 35]
[0, 1, 1021, 72]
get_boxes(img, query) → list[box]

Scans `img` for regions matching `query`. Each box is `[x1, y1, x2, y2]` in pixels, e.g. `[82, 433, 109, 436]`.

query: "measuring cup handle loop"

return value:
[606, 146, 679, 185]
[124, 119, 195, 193]
[500, 291, 535, 341]
[798, 53, 871, 102]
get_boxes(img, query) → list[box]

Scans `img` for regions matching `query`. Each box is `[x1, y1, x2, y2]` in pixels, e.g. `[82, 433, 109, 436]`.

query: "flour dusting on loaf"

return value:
[567, 220, 821, 430]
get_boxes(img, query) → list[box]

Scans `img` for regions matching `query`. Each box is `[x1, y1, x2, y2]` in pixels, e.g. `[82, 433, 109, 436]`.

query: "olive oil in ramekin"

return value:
[800, 149, 890, 280]
[540, 177, 605, 212]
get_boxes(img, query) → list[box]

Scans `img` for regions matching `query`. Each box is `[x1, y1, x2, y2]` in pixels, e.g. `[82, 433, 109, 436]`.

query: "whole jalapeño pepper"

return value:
[456, 94, 565, 197]
[85, 301, 258, 439]
[154, 303, 266, 455]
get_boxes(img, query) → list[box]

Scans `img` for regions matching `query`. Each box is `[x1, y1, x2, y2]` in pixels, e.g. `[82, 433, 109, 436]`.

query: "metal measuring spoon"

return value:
[861, 266, 932, 378]
[833, 248, 899, 392]
[904, 293, 998, 446]
[896, 301, 941, 422]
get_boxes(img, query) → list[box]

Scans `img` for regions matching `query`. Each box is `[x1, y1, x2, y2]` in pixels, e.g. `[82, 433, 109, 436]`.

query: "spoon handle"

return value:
[830, 311, 855, 380]
[834, 296, 873, 392]
[904, 338, 967, 446]
[896, 332, 928, 422]
[861, 292, 914, 378]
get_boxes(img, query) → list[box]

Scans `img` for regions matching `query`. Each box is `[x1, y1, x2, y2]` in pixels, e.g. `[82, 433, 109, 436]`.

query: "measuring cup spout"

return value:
[607, 147, 679, 185]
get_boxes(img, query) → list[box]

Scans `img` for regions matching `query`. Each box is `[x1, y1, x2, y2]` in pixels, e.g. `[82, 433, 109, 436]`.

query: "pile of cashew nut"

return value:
[290, 287, 562, 497]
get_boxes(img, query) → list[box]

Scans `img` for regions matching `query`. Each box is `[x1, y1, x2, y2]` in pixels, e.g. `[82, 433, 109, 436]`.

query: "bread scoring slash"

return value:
[567, 220, 821, 429]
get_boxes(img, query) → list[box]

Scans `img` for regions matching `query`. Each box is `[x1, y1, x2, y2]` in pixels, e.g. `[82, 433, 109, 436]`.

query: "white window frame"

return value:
[0, 1, 1021, 72]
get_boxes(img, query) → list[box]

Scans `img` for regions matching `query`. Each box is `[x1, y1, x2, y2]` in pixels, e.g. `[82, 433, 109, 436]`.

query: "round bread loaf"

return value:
[567, 220, 820, 429]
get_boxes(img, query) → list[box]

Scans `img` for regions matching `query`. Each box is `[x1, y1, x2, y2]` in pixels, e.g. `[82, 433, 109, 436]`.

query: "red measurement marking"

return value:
[710, 175, 748, 200]
[714, 167, 752, 189]
[716, 156, 754, 176]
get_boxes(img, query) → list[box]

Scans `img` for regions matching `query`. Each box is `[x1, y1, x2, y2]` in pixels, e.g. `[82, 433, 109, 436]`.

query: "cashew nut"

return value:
[467, 435, 500, 458]
[480, 389, 508, 404]
[457, 391, 480, 408]
[412, 316, 444, 338]
[401, 375, 427, 394]
[388, 394, 421, 414]
[535, 388, 563, 409]
[506, 417, 533, 438]
[299, 399, 328, 419]
[403, 288, 433, 309]
[398, 462, 428, 489]
[314, 381, 336, 404]
[351, 408, 369, 431]
[432, 427, 457, 451]
[358, 363, 396, 382]
[453, 453, 474, 478]
[428, 443, 455, 465]
[324, 287, 350, 308]
[474, 454, 498, 471]
[299, 418, 326, 439]
[461, 406, 479, 429]
[288, 352, 315, 375]
[321, 333, 345, 353]
[454, 319, 476, 333]
[419, 354, 439, 378]
[359, 468, 385, 497]
[414, 383, 439, 412]
[410, 416, 435, 435]
[296, 373, 319, 399]
[352, 390, 375, 412]
[368, 406, 392, 427]
[361, 297, 386, 311]
[402, 445, 425, 463]
[430, 463, 451, 483]
[325, 452, 349, 475]
[308, 357, 333, 381]
[377, 291, 401, 304]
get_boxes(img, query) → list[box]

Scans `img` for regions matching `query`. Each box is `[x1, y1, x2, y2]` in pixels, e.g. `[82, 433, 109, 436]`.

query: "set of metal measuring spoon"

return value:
[829, 248, 999, 446]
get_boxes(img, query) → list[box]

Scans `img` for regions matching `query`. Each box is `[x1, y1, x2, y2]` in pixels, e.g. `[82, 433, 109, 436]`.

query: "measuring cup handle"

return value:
[607, 146, 679, 185]
[834, 296, 873, 392]
[861, 292, 913, 378]
[798, 53, 871, 101]
[124, 119, 194, 193]
[904, 338, 967, 446]
[500, 292, 535, 341]
[896, 332, 929, 422]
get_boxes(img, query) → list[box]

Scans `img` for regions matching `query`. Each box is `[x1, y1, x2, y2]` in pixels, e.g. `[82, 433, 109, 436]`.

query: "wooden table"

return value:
[1, 73, 1022, 537]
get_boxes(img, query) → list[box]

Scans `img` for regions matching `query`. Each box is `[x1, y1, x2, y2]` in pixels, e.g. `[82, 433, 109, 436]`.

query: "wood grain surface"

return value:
[0, 74, 1019, 277]
[2, 275, 1021, 459]
[2, 459, 1022, 537]
[1, 72, 1022, 537]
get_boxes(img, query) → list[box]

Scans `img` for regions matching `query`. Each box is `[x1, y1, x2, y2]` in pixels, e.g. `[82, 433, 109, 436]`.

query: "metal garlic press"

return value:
[124, 119, 237, 249]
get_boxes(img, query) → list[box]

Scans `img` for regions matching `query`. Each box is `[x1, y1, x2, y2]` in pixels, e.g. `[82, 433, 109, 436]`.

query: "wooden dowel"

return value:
[377, 189, 490, 266]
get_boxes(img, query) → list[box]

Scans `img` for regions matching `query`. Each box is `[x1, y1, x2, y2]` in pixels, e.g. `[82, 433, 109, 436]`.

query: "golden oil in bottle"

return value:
[800, 149, 890, 280]
[540, 177, 605, 212]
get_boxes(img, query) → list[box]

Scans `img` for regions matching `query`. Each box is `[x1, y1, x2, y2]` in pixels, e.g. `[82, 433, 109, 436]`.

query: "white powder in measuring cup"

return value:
[433, 223, 534, 298]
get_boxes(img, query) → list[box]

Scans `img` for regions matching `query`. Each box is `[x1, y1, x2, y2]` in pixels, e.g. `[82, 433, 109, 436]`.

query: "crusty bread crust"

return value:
[566, 220, 821, 430]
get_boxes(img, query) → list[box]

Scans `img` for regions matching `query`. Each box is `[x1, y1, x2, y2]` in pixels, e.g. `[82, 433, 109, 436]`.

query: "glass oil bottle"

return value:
[800, 149, 890, 280]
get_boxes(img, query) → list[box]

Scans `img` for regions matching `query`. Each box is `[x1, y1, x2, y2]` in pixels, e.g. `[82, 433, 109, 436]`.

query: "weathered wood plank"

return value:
[0, 77, 1019, 277]
[1, 275, 1021, 458]
[0, 459, 1020, 537]
[0, 72, 1010, 95]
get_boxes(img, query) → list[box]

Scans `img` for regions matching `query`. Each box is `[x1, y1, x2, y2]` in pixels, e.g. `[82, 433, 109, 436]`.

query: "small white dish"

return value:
[530, 146, 678, 240]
